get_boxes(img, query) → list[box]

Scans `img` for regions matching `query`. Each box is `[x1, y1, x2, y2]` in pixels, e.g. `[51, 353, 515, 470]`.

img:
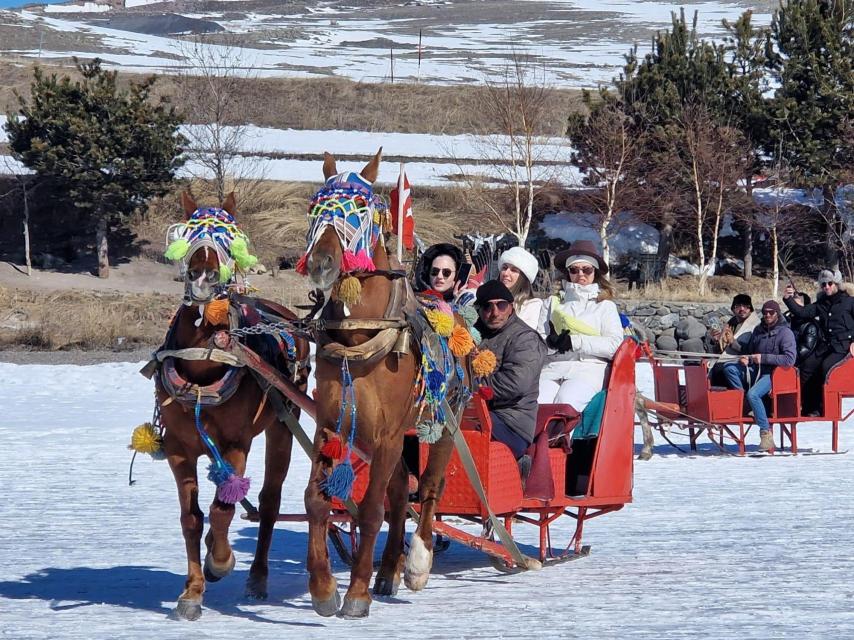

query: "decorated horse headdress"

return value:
[296, 170, 388, 277]
[164, 196, 258, 285]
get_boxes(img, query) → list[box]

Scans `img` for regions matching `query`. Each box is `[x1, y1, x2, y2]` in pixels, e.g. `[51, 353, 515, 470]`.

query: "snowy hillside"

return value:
[0, 359, 852, 639]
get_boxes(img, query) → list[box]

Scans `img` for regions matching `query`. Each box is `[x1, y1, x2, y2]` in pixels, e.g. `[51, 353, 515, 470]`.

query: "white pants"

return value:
[537, 360, 608, 412]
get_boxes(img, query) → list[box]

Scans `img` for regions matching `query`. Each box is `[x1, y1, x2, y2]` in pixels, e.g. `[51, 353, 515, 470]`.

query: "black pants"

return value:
[798, 348, 848, 413]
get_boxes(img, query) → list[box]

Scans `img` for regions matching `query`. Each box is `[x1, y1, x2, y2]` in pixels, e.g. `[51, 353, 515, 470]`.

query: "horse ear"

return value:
[181, 191, 197, 219]
[221, 191, 237, 217]
[360, 147, 382, 184]
[322, 152, 338, 180]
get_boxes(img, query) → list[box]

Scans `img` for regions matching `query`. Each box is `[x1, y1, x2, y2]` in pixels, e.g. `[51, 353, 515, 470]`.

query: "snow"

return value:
[43, 2, 110, 13]
[1, 358, 853, 638]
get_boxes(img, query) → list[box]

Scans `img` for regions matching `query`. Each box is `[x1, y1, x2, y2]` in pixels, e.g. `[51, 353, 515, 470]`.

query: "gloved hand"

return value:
[546, 322, 574, 353]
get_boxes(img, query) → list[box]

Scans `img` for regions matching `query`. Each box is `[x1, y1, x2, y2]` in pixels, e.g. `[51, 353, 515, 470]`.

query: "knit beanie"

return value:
[475, 280, 514, 306]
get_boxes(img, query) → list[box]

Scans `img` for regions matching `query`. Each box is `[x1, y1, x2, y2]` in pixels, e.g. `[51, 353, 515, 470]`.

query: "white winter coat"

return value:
[516, 297, 544, 331]
[536, 283, 624, 406]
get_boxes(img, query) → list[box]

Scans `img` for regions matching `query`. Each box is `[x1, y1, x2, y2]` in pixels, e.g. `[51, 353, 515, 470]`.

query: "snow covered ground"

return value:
[1, 359, 853, 638]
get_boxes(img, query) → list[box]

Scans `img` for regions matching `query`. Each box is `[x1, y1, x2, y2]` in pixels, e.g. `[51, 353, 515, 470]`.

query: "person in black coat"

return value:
[784, 292, 820, 365]
[784, 270, 854, 415]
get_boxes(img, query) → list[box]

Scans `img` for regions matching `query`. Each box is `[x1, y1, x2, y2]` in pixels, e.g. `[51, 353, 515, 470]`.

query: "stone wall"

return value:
[619, 300, 734, 352]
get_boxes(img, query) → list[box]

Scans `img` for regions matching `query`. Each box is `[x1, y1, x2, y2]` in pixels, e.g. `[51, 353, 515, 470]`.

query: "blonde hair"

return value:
[508, 272, 533, 311]
[595, 272, 615, 301]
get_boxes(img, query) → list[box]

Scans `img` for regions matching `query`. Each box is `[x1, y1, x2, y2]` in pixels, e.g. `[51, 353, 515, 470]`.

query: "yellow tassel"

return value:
[425, 309, 454, 337]
[204, 298, 230, 327]
[472, 349, 498, 376]
[335, 276, 362, 307]
[129, 423, 162, 455]
[448, 324, 474, 357]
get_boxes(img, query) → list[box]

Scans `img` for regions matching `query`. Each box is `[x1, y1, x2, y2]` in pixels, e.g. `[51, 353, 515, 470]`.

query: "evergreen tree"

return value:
[765, 0, 854, 268]
[5, 59, 185, 277]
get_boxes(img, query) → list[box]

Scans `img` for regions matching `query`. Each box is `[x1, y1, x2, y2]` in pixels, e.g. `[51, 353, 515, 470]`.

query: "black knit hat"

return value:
[475, 279, 514, 306]
[731, 294, 753, 311]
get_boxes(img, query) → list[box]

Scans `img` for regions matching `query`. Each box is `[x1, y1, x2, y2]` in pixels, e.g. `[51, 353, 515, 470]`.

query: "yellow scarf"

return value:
[550, 296, 600, 336]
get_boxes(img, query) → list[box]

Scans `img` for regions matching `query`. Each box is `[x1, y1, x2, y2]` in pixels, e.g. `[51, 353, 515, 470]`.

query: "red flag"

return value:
[390, 166, 415, 251]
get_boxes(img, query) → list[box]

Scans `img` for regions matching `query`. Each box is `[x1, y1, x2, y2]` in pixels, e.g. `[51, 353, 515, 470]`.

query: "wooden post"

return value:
[417, 29, 422, 82]
[96, 216, 109, 278]
[396, 162, 405, 262]
[390, 47, 394, 83]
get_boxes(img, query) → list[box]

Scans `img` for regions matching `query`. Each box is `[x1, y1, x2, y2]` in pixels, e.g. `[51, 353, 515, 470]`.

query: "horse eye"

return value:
[207, 271, 219, 283]
[188, 270, 200, 280]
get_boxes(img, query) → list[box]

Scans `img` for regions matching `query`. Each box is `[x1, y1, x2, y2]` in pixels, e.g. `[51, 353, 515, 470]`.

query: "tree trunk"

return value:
[823, 185, 839, 271]
[771, 227, 779, 299]
[743, 222, 753, 280]
[22, 182, 31, 277]
[96, 217, 109, 279]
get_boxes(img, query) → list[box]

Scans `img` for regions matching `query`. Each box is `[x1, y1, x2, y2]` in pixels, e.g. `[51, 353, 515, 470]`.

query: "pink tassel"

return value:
[341, 250, 360, 272]
[436, 300, 453, 315]
[295, 253, 309, 275]
[216, 474, 251, 504]
[353, 250, 376, 272]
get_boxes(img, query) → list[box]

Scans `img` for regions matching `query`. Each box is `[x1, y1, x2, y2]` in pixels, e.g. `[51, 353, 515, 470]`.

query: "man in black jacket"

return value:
[474, 280, 547, 465]
[784, 270, 854, 415]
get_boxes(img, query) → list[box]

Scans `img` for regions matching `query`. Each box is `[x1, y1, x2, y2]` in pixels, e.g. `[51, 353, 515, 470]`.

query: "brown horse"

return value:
[301, 151, 457, 618]
[155, 192, 309, 620]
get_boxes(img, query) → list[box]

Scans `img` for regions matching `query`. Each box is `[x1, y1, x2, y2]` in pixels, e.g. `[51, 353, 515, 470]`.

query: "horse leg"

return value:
[246, 417, 294, 600]
[203, 448, 247, 583]
[167, 452, 206, 620]
[305, 456, 340, 617]
[405, 431, 454, 592]
[636, 394, 654, 461]
[373, 458, 408, 597]
[339, 444, 400, 619]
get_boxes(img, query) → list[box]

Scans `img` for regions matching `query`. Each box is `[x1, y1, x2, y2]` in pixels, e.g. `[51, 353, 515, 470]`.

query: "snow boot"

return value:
[758, 429, 775, 453]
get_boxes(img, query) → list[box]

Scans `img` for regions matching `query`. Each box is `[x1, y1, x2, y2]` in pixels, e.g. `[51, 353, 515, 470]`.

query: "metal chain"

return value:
[227, 320, 312, 339]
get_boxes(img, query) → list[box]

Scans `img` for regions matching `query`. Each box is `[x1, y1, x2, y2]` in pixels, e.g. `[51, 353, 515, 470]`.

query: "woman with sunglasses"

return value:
[784, 269, 854, 416]
[413, 242, 475, 306]
[536, 240, 623, 412]
[496, 246, 543, 330]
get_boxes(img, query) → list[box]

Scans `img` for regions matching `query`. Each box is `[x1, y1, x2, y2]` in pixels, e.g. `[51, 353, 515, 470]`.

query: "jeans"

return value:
[722, 362, 772, 431]
[489, 411, 530, 459]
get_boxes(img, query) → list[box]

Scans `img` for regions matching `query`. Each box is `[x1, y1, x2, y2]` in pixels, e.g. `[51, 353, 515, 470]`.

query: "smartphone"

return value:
[456, 262, 473, 284]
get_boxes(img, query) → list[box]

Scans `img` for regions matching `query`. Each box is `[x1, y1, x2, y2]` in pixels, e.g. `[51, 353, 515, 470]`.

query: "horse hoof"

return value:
[404, 535, 433, 592]
[204, 551, 236, 583]
[311, 590, 341, 617]
[637, 449, 653, 461]
[373, 576, 399, 597]
[338, 596, 371, 619]
[173, 598, 202, 621]
[244, 575, 268, 600]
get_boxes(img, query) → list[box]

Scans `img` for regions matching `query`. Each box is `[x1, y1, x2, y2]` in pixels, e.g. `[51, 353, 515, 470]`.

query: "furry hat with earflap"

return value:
[497, 246, 540, 285]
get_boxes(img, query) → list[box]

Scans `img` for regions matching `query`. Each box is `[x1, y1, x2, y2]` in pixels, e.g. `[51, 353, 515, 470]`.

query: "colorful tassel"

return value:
[204, 298, 230, 326]
[335, 275, 362, 306]
[469, 325, 482, 345]
[218, 263, 232, 284]
[472, 349, 498, 376]
[129, 423, 162, 455]
[458, 305, 478, 326]
[341, 250, 376, 273]
[416, 421, 445, 444]
[448, 325, 474, 357]
[295, 253, 309, 275]
[229, 236, 258, 271]
[478, 386, 495, 401]
[217, 473, 251, 503]
[425, 309, 454, 337]
[436, 300, 453, 315]
[321, 458, 354, 501]
[164, 238, 191, 261]
[320, 433, 345, 461]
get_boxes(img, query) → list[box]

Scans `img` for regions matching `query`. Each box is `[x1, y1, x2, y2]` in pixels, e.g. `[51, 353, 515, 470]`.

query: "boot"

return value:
[758, 429, 774, 453]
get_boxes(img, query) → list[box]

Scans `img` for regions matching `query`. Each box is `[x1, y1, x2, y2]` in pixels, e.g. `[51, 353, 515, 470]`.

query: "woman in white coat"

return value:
[496, 246, 543, 330]
[537, 240, 623, 411]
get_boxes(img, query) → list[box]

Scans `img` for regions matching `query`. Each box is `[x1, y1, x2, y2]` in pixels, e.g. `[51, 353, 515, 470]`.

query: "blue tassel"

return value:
[207, 460, 235, 486]
[426, 367, 445, 396]
[469, 326, 482, 344]
[321, 458, 355, 500]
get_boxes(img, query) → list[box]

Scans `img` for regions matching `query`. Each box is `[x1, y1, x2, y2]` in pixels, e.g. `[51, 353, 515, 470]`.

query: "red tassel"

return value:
[320, 436, 344, 461]
[478, 386, 495, 401]
[295, 253, 309, 275]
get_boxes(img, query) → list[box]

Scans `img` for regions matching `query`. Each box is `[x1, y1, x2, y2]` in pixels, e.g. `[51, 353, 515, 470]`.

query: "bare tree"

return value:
[175, 34, 268, 205]
[456, 53, 562, 246]
[662, 106, 750, 294]
[567, 96, 641, 265]
[0, 157, 36, 276]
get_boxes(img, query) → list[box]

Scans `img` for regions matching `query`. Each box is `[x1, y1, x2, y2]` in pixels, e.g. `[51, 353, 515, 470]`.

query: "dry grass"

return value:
[0, 59, 584, 136]
[616, 274, 817, 304]
[0, 286, 174, 350]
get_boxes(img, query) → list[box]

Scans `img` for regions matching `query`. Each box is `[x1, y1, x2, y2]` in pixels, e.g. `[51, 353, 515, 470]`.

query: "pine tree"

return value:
[5, 59, 185, 277]
[765, 0, 854, 269]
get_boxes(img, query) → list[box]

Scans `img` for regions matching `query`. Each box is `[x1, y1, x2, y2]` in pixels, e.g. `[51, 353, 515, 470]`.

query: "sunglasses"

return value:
[569, 265, 595, 276]
[762, 310, 778, 316]
[820, 281, 835, 288]
[478, 300, 512, 313]
[430, 267, 454, 278]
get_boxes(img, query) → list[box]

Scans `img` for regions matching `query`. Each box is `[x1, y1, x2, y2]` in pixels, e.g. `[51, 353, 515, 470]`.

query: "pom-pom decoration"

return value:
[416, 421, 445, 444]
[334, 275, 363, 307]
[129, 423, 162, 455]
[469, 325, 482, 345]
[204, 298, 230, 327]
[229, 236, 257, 271]
[341, 250, 376, 273]
[319, 432, 345, 461]
[425, 309, 454, 337]
[164, 238, 191, 262]
[448, 324, 474, 357]
[478, 386, 495, 401]
[472, 349, 498, 376]
[295, 253, 309, 276]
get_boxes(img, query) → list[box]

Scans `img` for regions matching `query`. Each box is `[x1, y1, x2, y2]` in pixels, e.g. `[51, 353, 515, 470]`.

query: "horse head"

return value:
[165, 191, 257, 305]
[297, 149, 383, 292]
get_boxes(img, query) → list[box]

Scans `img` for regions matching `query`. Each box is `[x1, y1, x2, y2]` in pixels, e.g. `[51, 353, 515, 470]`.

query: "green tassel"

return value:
[416, 421, 445, 444]
[219, 264, 232, 284]
[230, 236, 257, 271]
[164, 238, 190, 261]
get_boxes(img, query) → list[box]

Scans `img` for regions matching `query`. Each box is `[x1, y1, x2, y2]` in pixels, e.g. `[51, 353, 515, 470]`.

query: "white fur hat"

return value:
[497, 246, 539, 284]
